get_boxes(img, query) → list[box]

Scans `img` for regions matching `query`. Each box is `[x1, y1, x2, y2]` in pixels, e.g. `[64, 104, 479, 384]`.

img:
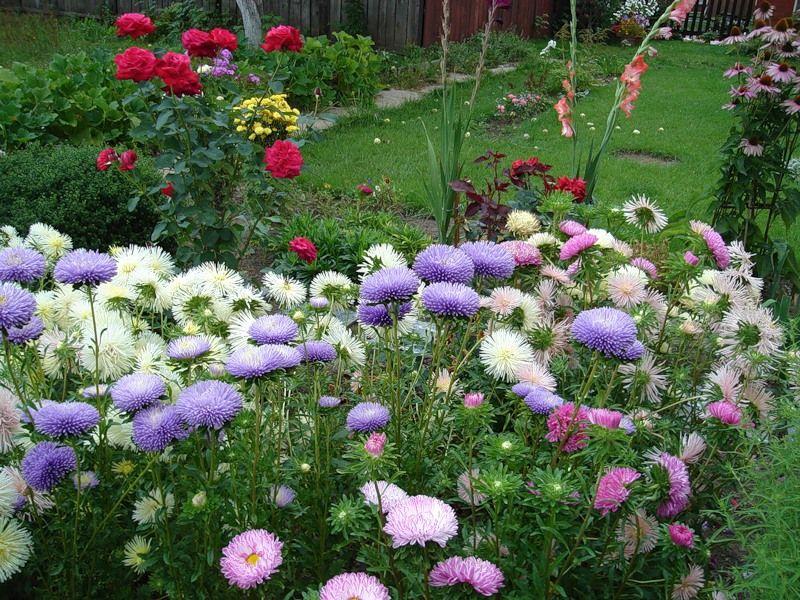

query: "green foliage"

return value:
[152, 0, 218, 40]
[0, 144, 160, 249]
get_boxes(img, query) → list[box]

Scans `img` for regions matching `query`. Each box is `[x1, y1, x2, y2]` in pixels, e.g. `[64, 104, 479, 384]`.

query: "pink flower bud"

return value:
[684, 251, 699, 266]
[364, 432, 387, 457]
[668, 523, 695, 548]
[463, 392, 485, 408]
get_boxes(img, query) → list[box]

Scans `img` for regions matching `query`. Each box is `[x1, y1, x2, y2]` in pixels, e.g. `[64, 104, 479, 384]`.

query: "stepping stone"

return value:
[375, 89, 423, 108]
[446, 72, 472, 82]
[489, 63, 517, 74]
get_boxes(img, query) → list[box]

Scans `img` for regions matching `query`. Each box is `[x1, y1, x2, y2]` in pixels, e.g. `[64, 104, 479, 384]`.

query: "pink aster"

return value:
[219, 529, 283, 589]
[559, 220, 587, 237]
[364, 432, 387, 457]
[545, 402, 589, 453]
[631, 257, 658, 279]
[429, 556, 505, 596]
[702, 228, 731, 268]
[684, 251, 699, 266]
[559, 233, 597, 261]
[588, 408, 624, 429]
[651, 452, 691, 519]
[668, 523, 695, 548]
[594, 467, 641, 516]
[500, 240, 542, 267]
[320, 572, 390, 600]
[723, 62, 752, 78]
[383, 495, 458, 548]
[705, 401, 742, 425]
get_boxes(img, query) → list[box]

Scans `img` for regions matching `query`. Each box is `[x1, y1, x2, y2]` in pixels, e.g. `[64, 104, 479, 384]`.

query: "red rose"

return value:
[210, 28, 238, 52]
[115, 13, 155, 39]
[553, 176, 587, 202]
[264, 140, 303, 179]
[155, 52, 203, 96]
[119, 150, 138, 171]
[181, 28, 217, 58]
[96, 148, 119, 171]
[288, 237, 317, 263]
[356, 184, 373, 195]
[261, 25, 303, 52]
[114, 47, 157, 82]
[160, 182, 175, 197]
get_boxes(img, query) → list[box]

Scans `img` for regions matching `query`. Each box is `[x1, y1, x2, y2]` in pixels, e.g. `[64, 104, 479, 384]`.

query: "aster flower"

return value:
[262, 272, 306, 308]
[0, 248, 46, 283]
[320, 572, 390, 600]
[267, 485, 296, 508]
[0, 390, 21, 453]
[617, 509, 659, 558]
[132, 404, 186, 452]
[718, 305, 782, 359]
[358, 243, 407, 280]
[500, 241, 542, 267]
[360, 481, 408, 512]
[594, 467, 640, 515]
[25, 224, 72, 261]
[545, 403, 589, 452]
[5, 316, 44, 344]
[53, 249, 116, 286]
[220, 529, 283, 590]
[360, 267, 420, 304]
[505, 210, 540, 237]
[357, 301, 412, 327]
[523, 387, 564, 414]
[529, 232, 561, 249]
[227, 344, 301, 378]
[672, 565, 705, 600]
[669, 523, 695, 548]
[132, 489, 174, 524]
[606, 265, 648, 308]
[572, 307, 639, 359]
[78, 321, 136, 380]
[679, 432, 706, 464]
[559, 233, 598, 261]
[297, 340, 337, 362]
[21, 441, 76, 492]
[111, 373, 166, 413]
[631, 257, 658, 279]
[0, 518, 32, 583]
[0, 283, 36, 331]
[705, 401, 742, 425]
[248, 314, 298, 345]
[479, 328, 535, 382]
[650, 452, 691, 518]
[422, 282, 480, 317]
[346, 402, 390, 432]
[588, 408, 624, 429]
[72, 470, 99, 490]
[383, 495, 458, 548]
[463, 391, 485, 408]
[619, 352, 667, 404]
[176, 380, 243, 429]
[364, 432, 386, 456]
[559, 220, 587, 237]
[457, 468, 486, 506]
[2, 466, 53, 516]
[413, 244, 475, 284]
[309, 271, 355, 305]
[33, 401, 99, 438]
[166, 335, 213, 360]
[318, 395, 341, 408]
[460, 241, 515, 279]
[123, 536, 151, 574]
[429, 556, 505, 596]
[515, 360, 556, 391]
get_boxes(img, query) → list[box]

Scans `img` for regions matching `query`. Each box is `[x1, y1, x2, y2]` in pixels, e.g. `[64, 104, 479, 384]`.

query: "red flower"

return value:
[160, 182, 175, 197]
[261, 25, 303, 52]
[210, 28, 238, 52]
[114, 47, 157, 82]
[181, 28, 217, 58]
[263, 140, 304, 179]
[115, 13, 155, 39]
[96, 148, 119, 171]
[356, 184, 374, 195]
[288, 237, 317, 263]
[155, 52, 203, 96]
[553, 176, 587, 202]
[118, 150, 138, 172]
[510, 157, 551, 178]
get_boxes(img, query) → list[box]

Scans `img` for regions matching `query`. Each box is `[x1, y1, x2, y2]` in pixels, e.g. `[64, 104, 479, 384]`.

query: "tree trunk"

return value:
[235, 0, 262, 47]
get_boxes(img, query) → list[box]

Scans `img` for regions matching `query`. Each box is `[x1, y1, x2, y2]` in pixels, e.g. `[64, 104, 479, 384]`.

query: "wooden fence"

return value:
[678, 0, 754, 35]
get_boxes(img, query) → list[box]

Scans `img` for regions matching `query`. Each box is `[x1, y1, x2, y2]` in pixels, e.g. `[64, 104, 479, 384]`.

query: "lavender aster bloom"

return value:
[383, 495, 458, 548]
[33, 401, 99, 437]
[248, 314, 298, 345]
[167, 335, 212, 360]
[320, 572, 390, 600]
[460, 241, 515, 279]
[357, 301, 411, 327]
[619, 340, 644, 361]
[176, 380, 243, 429]
[267, 484, 296, 508]
[220, 529, 283, 590]
[413, 244, 475, 284]
[226, 344, 301, 378]
[346, 402, 390, 432]
[21, 441, 76, 492]
[309, 296, 329, 310]
[511, 382, 537, 398]
[571, 307, 639, 359]
[73, 470, 99, 490]
[360, 267, 420, 304]
[559, 233, 597, 261]
[53, 249, 116, 286]
[0, 248, 46, 283]
[421, 282, 480, 317]
[429, 556, 505, 596]
[318, 395, 341, 408]
[81, 384, 109, 399]
[111, 373, 166, 413]
[297, 340, 337, 363]
[5, 316, 44, 344]
[523, 387, 564, 414]
[132, 404, 186, 452]
[0, 283, 36, 330]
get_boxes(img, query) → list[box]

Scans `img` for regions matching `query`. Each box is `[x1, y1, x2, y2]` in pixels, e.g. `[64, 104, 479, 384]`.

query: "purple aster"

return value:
[559, 233, 597, 261]
[53, 249, 116, 286]
[383, 495, 458, 548]
[176, 380, 243, 429]
[297, 340, 337, 363]
[226, 344, 301, 378]
[5, 315, 44, 344]
[559, 220, 587, 237]
[684, 251, 699, 266]
[500, 241, 542, 267]
[220, 529, 283, 590]
[318, 395, 341, 408]
[357, 301, 411, 327]
[73, 470, 100, 490]
[360, 267, 420, 304]
[309, 296, 329, 310]
[460, 241, 515, 279]
[571, 307, 639, 359]
[132, 403, 186, 452]
[619, 340, 644, 361]
[652, 452, 691, 518]
[320, 572, 391, 600]
[0, 282, 36, 330]
[511, 382, 537, 397]
[523, 386, 564, 414]
[21, 441, 76, 492]
[620, 416, 636, 434]
[702, 229, 730, 269]
[412, 244, 475, 284]
[267, 484, 296, 508]
[33, 401, 100, 437]
[631, 257, 658, 279]
[111, 373, 166, 413]
[421, 282, 480, 317]
[0, 247, 46, 283]
[248, 314, 298, 345]
[429, 556, 505, 596]
[167, 335, 212, 360]
[346, 402, 390, 432]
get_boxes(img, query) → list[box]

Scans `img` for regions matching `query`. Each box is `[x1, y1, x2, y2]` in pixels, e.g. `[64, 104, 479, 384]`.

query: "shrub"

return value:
[0, 144, 160, 249]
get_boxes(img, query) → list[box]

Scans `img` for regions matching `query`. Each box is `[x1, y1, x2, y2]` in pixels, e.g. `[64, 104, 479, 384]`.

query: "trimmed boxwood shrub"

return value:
[0, 144, 160, 250]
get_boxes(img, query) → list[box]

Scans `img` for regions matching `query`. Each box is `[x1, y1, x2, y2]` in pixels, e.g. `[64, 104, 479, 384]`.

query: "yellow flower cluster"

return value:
[232, 94, 300, 141]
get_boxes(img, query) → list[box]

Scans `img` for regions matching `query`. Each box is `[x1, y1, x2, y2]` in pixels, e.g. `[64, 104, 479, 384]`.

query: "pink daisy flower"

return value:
[545, 402, 589, 453]
[753, 1, 773, 21]
[650, 452, 691, 519]
[320, 572, 390, 600]
[720, 25, 747, 44]
[559, 233, 598, 261]
[705, 401, 742, 425]
[747, 74, 780, 95]
[729, 84, 755, 99]
[559, 220, 587, 237]
[383, 495, 458, 548]
[594, 467, 641, 516]
[782, 95, 800, 115]
[668, 523, 695, 548]
[765, 61, 796, 83]
[723, 63, 752, 78]
[219, 529, 283, 589]
[429, 556, 505, 596]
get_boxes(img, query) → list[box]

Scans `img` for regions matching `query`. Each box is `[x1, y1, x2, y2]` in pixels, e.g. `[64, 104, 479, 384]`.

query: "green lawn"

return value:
[300, 41, 735, 228]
